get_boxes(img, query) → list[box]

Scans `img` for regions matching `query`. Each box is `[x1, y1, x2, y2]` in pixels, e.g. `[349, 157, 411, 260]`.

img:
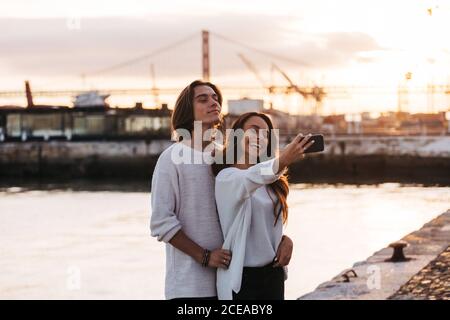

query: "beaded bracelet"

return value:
[201, 249, 211, 267]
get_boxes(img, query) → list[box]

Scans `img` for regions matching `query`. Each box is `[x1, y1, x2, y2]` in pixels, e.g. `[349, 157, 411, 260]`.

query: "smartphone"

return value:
[299, 134, 324, 153]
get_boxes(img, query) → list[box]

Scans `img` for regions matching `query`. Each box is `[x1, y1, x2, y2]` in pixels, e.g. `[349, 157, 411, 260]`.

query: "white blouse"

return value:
[215, 158, 285, 300]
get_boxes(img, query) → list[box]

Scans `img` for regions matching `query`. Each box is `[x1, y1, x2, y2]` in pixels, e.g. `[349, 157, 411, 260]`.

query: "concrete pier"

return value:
[298, 209, 450, 300]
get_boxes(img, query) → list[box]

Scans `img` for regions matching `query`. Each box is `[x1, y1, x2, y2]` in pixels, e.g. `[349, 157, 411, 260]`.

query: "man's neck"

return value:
[189, 124, 214, 151]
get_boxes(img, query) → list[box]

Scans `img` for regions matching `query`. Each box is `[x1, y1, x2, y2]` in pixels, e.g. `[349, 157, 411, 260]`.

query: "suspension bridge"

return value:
[1, 30, 449, 114]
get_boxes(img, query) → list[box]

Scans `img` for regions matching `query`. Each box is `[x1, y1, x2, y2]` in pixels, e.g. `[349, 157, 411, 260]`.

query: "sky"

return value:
[1, 0, 450, 114]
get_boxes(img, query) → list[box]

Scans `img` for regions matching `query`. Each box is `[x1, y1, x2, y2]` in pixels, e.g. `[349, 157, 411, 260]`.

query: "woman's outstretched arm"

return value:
[216, 133, 315, 201]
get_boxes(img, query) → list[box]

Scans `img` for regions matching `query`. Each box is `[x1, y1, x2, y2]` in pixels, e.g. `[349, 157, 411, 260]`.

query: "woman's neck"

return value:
[234, 154, 252, 170]
[234, 163, 251, 170]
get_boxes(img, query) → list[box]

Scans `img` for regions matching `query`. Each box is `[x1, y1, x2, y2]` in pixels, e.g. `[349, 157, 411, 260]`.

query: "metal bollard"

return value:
[385, 241, 411, 262]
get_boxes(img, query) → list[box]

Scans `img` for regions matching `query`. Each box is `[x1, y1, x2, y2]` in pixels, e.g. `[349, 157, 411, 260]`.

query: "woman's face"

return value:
[193, 85, 221, 126]
[241, 115, 270, 163]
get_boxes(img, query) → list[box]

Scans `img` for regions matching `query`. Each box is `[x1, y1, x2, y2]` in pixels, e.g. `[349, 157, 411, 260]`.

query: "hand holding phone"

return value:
[277, 133, 325, 172]
[298, 134, 324, 153]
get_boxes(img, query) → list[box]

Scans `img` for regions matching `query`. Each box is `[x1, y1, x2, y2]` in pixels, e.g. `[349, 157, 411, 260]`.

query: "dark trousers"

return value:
[172, 296, 218, 300]
[233, 263, 285, 300]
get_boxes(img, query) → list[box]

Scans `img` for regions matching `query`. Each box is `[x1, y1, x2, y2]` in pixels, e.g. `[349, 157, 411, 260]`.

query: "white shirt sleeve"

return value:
[150, 161, 182, 243]
[216, 158, 284, 200]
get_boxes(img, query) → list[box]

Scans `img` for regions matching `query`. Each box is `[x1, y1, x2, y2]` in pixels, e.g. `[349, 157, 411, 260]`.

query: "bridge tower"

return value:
[202, 30, 210, 81]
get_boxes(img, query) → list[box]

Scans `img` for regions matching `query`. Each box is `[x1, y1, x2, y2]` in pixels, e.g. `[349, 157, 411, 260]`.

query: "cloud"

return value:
[324, 32, 381, 53]
[0, 15, 385, 84]
[274, 31, 384, 69]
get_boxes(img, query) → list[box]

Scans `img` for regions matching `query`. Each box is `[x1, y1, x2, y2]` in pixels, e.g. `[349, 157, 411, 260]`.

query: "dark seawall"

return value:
[288, 154, 450, 185]
[1, 139, 449, 186]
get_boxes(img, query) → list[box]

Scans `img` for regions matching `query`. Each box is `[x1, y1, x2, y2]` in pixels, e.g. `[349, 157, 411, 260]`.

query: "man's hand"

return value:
[169, 231, 231, 269]
[273, 235, 293, 267]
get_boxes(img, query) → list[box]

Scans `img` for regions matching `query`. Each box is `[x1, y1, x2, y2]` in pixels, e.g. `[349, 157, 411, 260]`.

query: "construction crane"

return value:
[237, 53, 268, 89]
[237, 53, 276, 108]
[310, 85, 326, 114]
[271, 63, 308, 98]
[271, 63, 326, 114]
[237, 53, 330, 114]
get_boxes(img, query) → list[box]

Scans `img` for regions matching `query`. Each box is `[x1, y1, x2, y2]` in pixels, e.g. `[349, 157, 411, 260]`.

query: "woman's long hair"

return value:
[212, 112, 289, 225]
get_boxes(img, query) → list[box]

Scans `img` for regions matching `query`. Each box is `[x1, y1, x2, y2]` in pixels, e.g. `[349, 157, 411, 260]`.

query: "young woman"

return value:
[213, 112, 315, 300]
[150, 81, 294, 300]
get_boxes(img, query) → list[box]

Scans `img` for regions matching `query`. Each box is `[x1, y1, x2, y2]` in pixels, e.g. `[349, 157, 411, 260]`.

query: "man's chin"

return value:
[207, 115, 221, 126]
